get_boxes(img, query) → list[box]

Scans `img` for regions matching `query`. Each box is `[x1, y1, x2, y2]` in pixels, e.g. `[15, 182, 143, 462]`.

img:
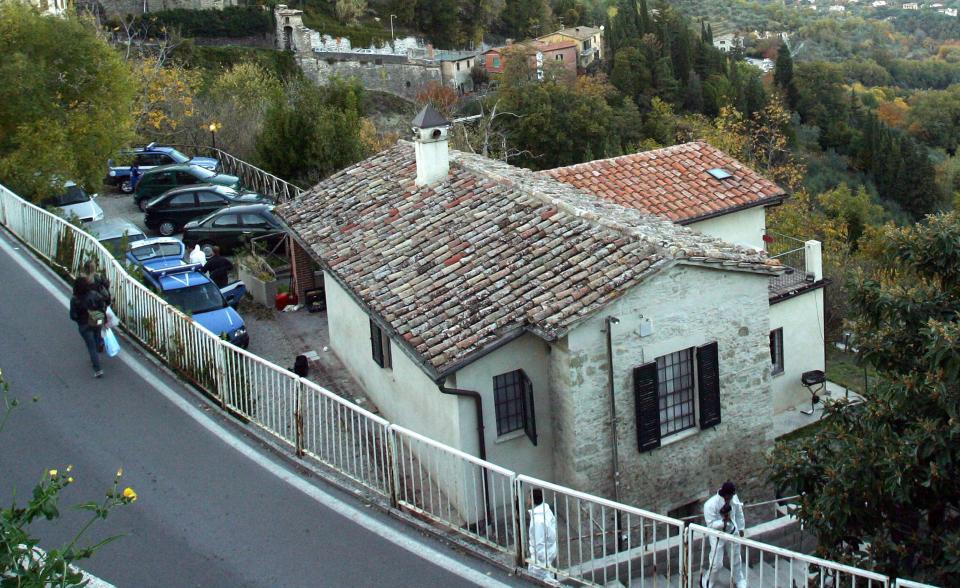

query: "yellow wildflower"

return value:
[66, 465, 73, 472]
[48, 469, 58, 477]
[67, 477, 74, 484]
[122, 487, 137, 502]
[116, 467, 123, 478]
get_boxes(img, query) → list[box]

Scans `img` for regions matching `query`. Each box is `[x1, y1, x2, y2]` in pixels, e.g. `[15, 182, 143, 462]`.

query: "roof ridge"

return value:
[450, 148, 774, 269]
[543, 141, 708, 174]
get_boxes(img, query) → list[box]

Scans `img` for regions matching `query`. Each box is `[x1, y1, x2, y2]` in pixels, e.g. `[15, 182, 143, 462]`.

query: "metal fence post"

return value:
[513, 477, 525, 568]
[387, 425, 400, 509]
[295, 379, 305, 457]
[682, 523, 690, 588]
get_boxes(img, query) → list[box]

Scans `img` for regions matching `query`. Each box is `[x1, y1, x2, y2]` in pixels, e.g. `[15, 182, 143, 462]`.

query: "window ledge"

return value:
[660, 427, 700, 448]
[772, 369, 785, 378]
[494, 430, 526, 445]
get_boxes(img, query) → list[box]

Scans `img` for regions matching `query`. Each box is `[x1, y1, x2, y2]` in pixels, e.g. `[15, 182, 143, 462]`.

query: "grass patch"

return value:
[776, 418, 827, 445]
[825, 345, 881, 396]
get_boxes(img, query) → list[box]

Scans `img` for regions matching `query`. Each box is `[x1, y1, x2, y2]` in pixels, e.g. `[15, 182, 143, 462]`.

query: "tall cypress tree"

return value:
[774, 43, 798, 108]
[639, 0, 652, 36]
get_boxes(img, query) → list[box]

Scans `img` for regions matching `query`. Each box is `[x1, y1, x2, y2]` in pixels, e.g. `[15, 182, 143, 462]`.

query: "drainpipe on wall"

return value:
[605, 316, 625, 551]
[438, 385, 492, 533]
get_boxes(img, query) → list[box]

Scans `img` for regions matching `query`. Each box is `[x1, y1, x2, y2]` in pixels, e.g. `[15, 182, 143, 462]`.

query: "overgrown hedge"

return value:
[140, 6, 271, 38]
[176, 43, 301, 81]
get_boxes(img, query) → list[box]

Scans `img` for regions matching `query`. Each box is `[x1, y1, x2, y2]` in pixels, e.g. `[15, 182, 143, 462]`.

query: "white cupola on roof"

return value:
[411, 105, 451, 186]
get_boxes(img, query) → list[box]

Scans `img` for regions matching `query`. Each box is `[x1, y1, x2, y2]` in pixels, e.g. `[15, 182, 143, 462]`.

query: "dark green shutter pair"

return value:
[633, 342, 721, 452]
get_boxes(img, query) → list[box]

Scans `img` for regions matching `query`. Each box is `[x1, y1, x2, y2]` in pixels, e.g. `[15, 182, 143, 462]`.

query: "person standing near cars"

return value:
[69, 276, 107, 378]
[202, 246, 234, 288]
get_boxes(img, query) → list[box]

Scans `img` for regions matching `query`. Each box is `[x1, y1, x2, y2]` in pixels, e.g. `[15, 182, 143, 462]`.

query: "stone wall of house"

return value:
[296, 55, 440, 101]
[551, 263, 775, 515]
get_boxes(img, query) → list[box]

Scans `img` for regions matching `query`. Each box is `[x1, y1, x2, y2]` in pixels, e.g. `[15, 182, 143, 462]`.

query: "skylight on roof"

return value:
[707, 168, 733, 180]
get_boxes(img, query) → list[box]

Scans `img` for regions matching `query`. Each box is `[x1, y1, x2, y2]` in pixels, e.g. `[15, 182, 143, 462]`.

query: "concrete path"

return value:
[0, 228, 522, 587]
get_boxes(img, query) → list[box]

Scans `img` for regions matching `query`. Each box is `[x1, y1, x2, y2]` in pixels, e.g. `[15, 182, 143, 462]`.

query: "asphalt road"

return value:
[0, 228, 521, 588]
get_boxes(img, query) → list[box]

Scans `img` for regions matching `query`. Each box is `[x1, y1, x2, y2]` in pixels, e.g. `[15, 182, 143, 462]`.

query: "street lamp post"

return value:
[390, 14, 396, 42]
[207, 122, 220, 151]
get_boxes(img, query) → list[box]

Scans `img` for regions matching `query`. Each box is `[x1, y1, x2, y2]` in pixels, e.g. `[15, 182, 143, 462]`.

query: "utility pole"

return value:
[390, 14, 397, 42]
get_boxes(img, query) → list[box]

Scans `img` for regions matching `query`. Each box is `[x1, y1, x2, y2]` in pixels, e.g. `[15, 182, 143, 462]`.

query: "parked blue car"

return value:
[105, 143, 220, 194]
[126, 237, 249, 348]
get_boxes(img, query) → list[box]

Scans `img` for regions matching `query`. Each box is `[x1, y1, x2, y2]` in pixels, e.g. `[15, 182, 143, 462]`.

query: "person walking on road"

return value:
[702, 481, 747, 588]
[69, 276, 107, 378]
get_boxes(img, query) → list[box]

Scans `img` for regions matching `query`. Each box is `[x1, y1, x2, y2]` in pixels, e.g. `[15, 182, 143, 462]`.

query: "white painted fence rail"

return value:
[687, 524, 890, 588]
[517, 475, 686, 587]
[0, 181, 941, 587]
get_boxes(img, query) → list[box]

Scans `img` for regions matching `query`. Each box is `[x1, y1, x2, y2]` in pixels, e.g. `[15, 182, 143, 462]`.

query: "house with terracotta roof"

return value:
[544, 143, 828, 415]
[482, 40, 578, 79]
[537, 25, 604, 68]
[276, 106, 795, 518]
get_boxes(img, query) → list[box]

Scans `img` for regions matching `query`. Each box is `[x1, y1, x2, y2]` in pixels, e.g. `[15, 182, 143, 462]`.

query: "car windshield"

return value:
[101, 233, 145, 256]
[60, 185, 89, 206]
[168, 149, 190, 163]
[163, 282, 225, 315]
[130, 242, 182, 261]
[194, 167, 217, 179]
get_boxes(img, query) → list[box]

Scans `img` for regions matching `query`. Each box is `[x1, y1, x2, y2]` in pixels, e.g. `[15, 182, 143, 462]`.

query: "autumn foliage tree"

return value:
[770, 212, 960, 584]
[0, 4, 135, 200]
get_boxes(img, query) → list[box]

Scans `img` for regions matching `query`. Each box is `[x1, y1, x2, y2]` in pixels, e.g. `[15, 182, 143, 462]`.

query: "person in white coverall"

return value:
[702, 481, 746, 588]
[528, 488, 558, 582]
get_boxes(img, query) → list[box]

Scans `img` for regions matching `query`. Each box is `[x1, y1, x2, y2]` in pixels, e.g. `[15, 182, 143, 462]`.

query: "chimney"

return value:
[411, 105, 451, 186]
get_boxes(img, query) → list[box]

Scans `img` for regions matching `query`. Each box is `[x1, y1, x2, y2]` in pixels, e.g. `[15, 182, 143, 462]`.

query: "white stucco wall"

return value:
[769, 288, 826, 413]
[453, 333, 554, 482]
[323, 272, 468, 450]
[551, 264, 775, 513]
[688, 206, 767, 249]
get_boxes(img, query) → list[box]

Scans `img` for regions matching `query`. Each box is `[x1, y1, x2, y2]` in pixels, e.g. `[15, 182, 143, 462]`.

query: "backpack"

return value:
[87, 309, 106, 329]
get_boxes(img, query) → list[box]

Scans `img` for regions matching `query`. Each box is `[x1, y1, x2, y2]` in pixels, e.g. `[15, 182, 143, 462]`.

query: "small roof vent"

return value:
[707, 168, 732, 180]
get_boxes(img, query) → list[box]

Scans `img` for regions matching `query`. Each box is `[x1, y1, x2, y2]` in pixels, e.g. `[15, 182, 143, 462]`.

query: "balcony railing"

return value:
[767, 232, 819, 297]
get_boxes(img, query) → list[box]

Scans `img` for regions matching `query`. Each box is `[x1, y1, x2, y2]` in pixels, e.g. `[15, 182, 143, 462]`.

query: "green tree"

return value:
[907, 86, 960, 154]
[0, 4, 135, 201]
[773, 43, 798, 109]
[255, 78, 367, 187]
[609, 46, 651, 103]
[198, 63, 283, 162]
[771, 212, 960, 584]
[794, 61, 851, 149]
[499, 0, 554, 39]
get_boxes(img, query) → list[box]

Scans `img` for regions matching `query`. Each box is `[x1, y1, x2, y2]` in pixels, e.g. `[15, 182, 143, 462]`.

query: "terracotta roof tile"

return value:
[277, 142, 780, 377]
[543, 142, 785, 223]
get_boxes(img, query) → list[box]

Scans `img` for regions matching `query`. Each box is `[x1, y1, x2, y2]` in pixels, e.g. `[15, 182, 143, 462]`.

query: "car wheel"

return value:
[138, 199, 149, 212]
[158, 221, 177, 236]
[200, 242, 216, 259]
[120, 180, 134, 194]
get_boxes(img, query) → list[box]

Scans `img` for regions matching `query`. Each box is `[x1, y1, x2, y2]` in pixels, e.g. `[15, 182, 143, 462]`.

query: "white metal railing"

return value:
[0, 182, 942, 587]
[517, 476, 686, 587]
[896, 579, 940, 588]
[687, 524, 889, 588]
[390, 425, 517, 553]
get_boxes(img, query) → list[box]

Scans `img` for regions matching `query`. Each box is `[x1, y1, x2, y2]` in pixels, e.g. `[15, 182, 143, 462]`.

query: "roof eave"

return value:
[676, 193, 787, 226]
[281, 223, 445, 383]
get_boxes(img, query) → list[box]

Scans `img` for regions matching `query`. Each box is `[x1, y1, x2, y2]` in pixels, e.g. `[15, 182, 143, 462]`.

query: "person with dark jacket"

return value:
[69, 276, 107, 378]
[202, 246, 234, 288]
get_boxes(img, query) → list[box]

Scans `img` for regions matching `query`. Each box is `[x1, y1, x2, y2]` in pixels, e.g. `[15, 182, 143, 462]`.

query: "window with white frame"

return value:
[634, 342, 721, 452]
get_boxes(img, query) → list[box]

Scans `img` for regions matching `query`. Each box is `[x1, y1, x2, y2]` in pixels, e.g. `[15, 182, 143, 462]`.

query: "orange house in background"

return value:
[482, 40, 578, 78]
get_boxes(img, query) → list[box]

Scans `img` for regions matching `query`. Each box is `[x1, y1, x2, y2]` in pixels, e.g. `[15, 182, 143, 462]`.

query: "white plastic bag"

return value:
[189, 244, 206, 265]
[105, 306, 119, 329]
[103, 327, 121, 357]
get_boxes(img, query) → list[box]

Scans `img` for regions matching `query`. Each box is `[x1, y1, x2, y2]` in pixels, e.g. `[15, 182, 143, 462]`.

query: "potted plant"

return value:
[237, 248, 278, 308]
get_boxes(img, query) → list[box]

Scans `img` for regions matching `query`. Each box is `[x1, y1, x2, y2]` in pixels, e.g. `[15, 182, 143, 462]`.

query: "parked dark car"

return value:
[105, 143, 220, 193]
[182, 204, 285, 255]
[133, 164, 241, 210]
[143, 185, 270, 236]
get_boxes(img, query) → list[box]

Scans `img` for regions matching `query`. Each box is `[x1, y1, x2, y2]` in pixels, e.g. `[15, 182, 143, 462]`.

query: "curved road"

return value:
[0, 229, 522, 588]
